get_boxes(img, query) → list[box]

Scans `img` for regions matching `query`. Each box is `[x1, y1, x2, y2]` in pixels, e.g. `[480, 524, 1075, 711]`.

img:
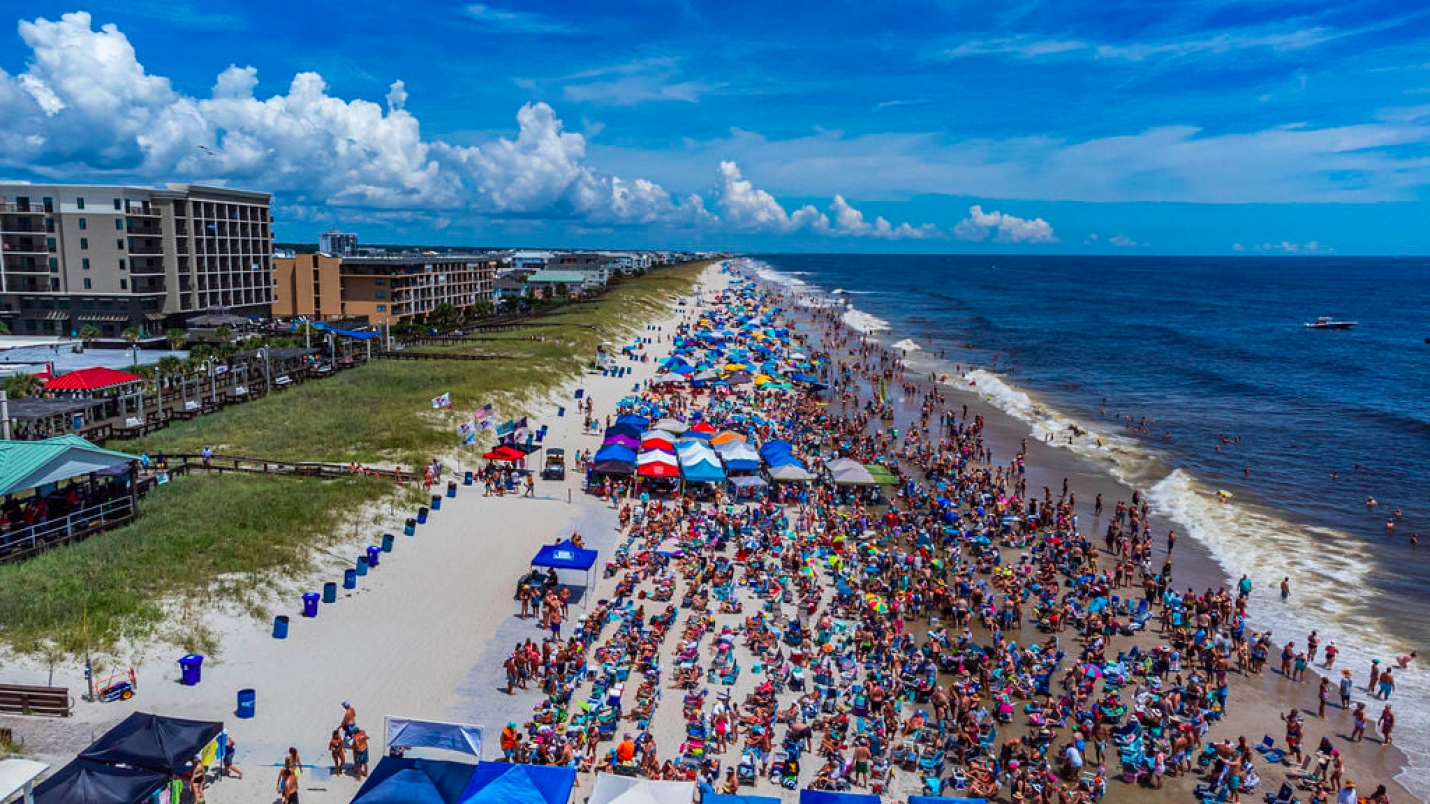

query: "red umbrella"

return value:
[483, 445, 525, 462]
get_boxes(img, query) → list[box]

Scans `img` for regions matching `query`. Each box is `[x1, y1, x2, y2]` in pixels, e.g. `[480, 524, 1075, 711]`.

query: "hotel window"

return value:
[113, 198, 122, 210]
[82, 258, 90, 270]
[47, 237, 57, 250]
[115, 218, 124, 230]
[83, 278, 92, 289]
[376, 305, 386, 312]
[76, 197, 85, 210]
[120, 279, 128, 290]
[118, 259, 126, 271]
[78, 217, 87, 230]
[375, 291, 387, 299]
[117, 239, 125, 250]
[48, 257, 58, 271]
[80, 237, 88, 250]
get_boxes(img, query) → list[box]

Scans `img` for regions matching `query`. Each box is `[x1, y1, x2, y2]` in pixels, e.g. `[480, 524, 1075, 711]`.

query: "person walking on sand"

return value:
[278, 763, 299, 804]
[352, 727, 370, 781]
[1319, 677, 1331, 718]
[329, 730, 346, 777]
[222, 735, 242, 779]
[1339, 670, 1354, 710]
[1378, 705, 1395, 745]
[1351, 703, 1368, 742]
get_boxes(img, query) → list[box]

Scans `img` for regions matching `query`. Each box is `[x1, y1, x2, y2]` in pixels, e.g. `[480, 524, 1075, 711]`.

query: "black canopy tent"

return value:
[79, 712, 223, 775]
[32, 758, 169, 804]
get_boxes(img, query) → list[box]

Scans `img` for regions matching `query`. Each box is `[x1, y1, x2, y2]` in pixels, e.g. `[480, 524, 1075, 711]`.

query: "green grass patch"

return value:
[119, 262, 709, 466]
[0, 473, 391, 654]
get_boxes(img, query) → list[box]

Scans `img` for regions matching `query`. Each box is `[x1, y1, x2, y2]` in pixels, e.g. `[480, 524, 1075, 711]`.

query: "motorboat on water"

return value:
[1304, 316, 1357, 330]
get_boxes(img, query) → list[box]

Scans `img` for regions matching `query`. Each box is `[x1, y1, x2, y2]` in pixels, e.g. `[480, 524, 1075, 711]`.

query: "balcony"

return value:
[123, 203, 159, 217]
[0, 203, 47, 214]
[128, 238, 164, 255]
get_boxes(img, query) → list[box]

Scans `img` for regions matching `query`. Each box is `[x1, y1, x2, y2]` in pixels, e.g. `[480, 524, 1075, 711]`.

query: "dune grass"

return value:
[0, 473, 393, 654]
[0, 262, 709, 656]
[119, 261, 708, 467]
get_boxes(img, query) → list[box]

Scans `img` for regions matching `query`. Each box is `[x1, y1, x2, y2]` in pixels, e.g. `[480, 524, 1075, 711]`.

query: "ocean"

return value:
[750, 253, 1430, 796]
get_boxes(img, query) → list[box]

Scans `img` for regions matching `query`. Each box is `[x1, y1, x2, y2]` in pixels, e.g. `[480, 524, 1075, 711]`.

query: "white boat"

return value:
[1304, 316, 1357, 330]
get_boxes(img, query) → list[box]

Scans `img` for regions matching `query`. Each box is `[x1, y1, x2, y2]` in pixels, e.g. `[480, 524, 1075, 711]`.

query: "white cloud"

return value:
[828, 195, 939, 239]
[1232, 242, 1246, 251]
[1108, 234, 1139, 247]
[463, 4, 574, 34]
[561, 57, 712, 106]
[715, 161, 827, 233]
[943, 36, 1088, 60]
[1254, 240, 1332, 253]
[953, 205, 1058, 244]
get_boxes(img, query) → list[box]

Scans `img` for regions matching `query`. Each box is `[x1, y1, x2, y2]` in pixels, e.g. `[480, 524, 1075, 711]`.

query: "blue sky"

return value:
[1, 1, 1427, 253]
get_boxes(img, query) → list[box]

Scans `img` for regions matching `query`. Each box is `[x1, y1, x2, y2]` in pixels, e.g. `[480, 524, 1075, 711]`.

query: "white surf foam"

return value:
[843, 308, 892, 334]
[893, 338, 922, 352]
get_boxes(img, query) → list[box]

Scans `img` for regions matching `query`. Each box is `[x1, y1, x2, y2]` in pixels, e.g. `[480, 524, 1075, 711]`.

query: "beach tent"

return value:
[602, 433, 640, 450]
[650, 375, 686, 386]
[614, 414, 650, 430]
[767, 463, 814, 482]
[31, 758, 168, 804]
[458, 762, 575, 804]
[729, 475, 767, 490]
[715, 441, 761, 471]
[605, 423, 642, 440]
[350, 757, 477, 804]
[80, 712, 223, 776]
[591, 459, 636, 476]
[531, 540, 599, 595]
[681, 457, 726, 483]
[709, 431, 745, 446]
[588, 773, 696, 804]
[653, 418, 688, 434]
[637, 452, 681, 478]
[799, 791, 881, 804]
[827, 458, 877, 486]
[594, 444, 638, 464]
[384, 717, 483, 758]
[863, 464, 898, 485]
[0, 759, 48, 804]
[482, 445, 525, 462]
[640, 432, 676, 453]
[703, 795, 780, 804]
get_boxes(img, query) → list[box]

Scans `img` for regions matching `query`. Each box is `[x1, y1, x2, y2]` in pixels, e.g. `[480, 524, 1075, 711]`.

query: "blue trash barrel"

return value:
[381, 533, 395, 553]
[430, 494, 441, 511]
[178, 654, 204, 685]
[323, 581, 337, 604]
[557, 406, 565, 417]
[355, 555, 369, 576]
[366, 545, 382, 568]
[404, 518, 416, 536]
[447, 481, 457, 498]
[417, 506, 429, 524]
[463, 471, 474, 486]
[302, 592, 320, 618]
[535, 431, 545, 443]
[236, 688, 256, 718]
[273, 615, 289, 639]
[343, 569, 357, 590]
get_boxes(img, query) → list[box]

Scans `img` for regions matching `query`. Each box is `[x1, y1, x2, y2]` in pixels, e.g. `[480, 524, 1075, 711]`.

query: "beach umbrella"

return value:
[483, 445, 525, 462]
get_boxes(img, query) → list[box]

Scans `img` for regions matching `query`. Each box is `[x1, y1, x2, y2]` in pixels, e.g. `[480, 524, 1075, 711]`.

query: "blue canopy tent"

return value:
[680, 458, 726, 484]
[614, 414, 650, 430]
[531, 540, 599, 605]
[704, 795, 781, 804]
[351, 757, 476, 804]
[799, 791, 881, 804]
[329, 328, 379, 340]
[593, 444, 637, 464]
[459, 762, 575, 804]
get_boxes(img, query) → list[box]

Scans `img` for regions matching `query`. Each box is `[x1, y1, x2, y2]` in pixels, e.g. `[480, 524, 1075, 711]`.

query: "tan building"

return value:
[271, 253, 496, 326]
[0, 183, 272, 340]
[272, 253, 344, 319]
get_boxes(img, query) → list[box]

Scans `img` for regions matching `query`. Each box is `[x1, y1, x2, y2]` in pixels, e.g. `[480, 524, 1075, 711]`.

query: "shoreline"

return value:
[767, 265, 1421, 803]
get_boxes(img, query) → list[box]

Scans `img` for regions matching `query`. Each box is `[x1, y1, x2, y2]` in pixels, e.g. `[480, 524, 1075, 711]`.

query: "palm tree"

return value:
[122, 327, 142, 347]
[2, 373, 43, 399]
[77, 324, 100, 348]
[165, 328, 187, 351]
[156, 356, 183, 389]
[214, 325, 233, 344]
[0, 320, 10, 336]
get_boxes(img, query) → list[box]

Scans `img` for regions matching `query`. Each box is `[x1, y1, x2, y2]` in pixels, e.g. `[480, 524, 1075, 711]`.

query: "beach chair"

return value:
[1264, 782, 1296, 804]
[1255, 735, 1286, 764]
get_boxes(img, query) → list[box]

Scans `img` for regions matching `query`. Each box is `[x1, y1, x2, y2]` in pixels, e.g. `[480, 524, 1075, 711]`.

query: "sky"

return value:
[0, 1, 1428, 254]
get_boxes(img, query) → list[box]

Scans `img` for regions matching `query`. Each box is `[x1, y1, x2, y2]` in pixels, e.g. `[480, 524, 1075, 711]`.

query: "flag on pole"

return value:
[495, 418, 517, 437]
[431, 392, 453, 409]
[475, 403, 496, 430]
[513, 416, 530, 441]
[457, 420, 477, 445]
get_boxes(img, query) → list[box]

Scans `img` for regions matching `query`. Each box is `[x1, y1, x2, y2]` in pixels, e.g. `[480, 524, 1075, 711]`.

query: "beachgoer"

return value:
[329, 730, 345, 776]
[222, 735, 242, 778]
[352, 728, 370, 781]
[1378, 705, 1395, 745]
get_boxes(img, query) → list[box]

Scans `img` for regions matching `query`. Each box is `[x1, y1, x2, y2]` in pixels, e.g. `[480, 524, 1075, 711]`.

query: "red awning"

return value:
[483, 445, 525, 462]
[45, 366, 144, 392]
[689, 421, 717, 433]
[637, 461, 681, 478]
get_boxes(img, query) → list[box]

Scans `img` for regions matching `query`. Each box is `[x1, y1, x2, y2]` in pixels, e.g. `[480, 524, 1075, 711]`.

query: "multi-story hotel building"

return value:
[272, 253, 496, 326]
[0, 183, 273, 340]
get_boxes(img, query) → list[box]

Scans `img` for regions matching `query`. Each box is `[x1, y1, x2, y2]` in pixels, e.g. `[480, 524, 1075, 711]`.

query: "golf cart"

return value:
[541, 448, 566, 481]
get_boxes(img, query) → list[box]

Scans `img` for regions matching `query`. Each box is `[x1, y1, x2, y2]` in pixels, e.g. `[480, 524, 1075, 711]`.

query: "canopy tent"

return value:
[328, 327, 379, 340]
[588, 773, 696, 804]
[650, 375, 686, 386]
[613, 414, 650, 430]
[350, 757, 476, 804]
[688, 421, 717, 435]
[482, 446, 525, 462]
[604, 423, 641, 440]
[637, 453, 681, 479]
[703, 795, 781, 804]
[639, 432, 676, 453]
[680, 458, 726, 483]
[601, 433, 640, 450]
[0, 759, 48, 804]
[863, 464, 899, 485]
[709, 430, 745, 446]
[593, 444, 637, 464]
[31, 758, 168, 804]
[652, 418, 688, 434]
[458, 762, 575, 804]
[44, 367, 142, 393]
[531, 540, 599, 597]
[827, 458, 877, 486]
[80, 712, 223, 776]
[384, 717, 483, 757]
[799, 791, 882, 804]
[0, 435, 139, 498]
[591, 459, 635, 476]
[767, 463, 814, 482]
[714, 441, 761, 471]
[729, 475, 767, 489]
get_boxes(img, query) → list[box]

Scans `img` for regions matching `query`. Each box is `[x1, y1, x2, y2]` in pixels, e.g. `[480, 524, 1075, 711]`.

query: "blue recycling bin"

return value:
[355, 555, 369, 576]
[447, 481, 457, 498]
[535, 431, 545, 443]
[557, 406, 565, 417]
[575, 388, 584, 399]
[323, 581, 337, 604]
[343, 568, 357, 589]
[430, 494, 441, 511]
[417, 506, 429, 524]
[178, 654, 204, 686]
[301, 592, 320, 618]
[236, 688, 256, 719]
[366, 545, 382, 568]
[382, 533, 395, 553]
[463, 471, 473, 486]
[273, 615, 289, 639]
[404, 518, 416, 536]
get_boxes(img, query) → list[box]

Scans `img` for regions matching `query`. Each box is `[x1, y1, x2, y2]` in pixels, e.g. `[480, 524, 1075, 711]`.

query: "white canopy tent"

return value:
[588, 773, 696, 804]
[0, 759, 49, 804]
